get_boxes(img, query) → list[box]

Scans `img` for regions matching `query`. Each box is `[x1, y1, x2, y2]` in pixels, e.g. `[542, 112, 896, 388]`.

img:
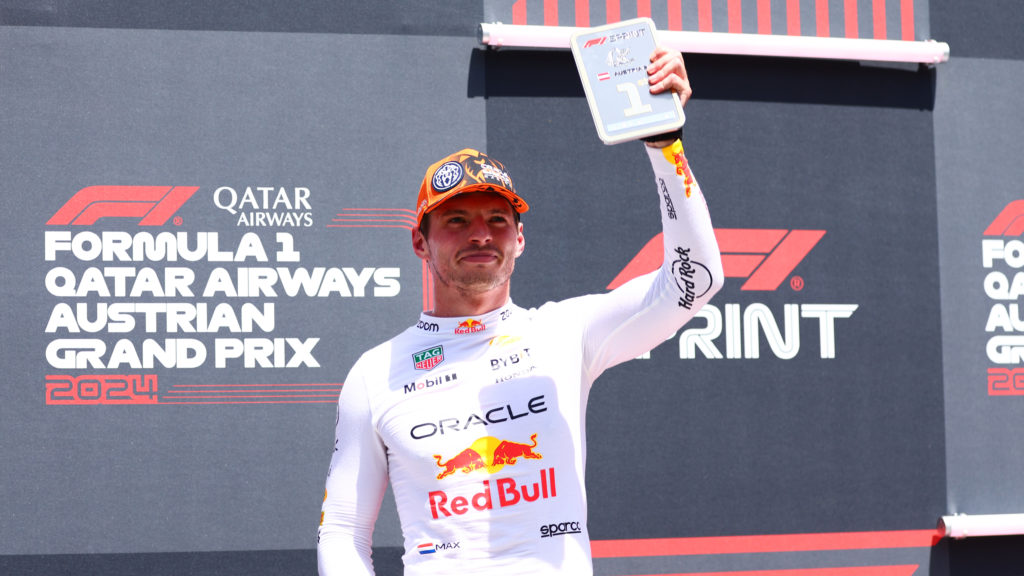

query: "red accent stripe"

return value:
[512, 0, 526, 25]
[591, 529, 943, 558]
[170, 383, 342, 387]
[422, 260, 433, 311]
[544, 0, 558, 25]
[698, 0, 713, 31]
[758, 0, 772, 34]
[576, 0, 590, 26]
[607, 0, 621, 23]
[159, 399, 337, 405]
[728, 0, 743, 33]
[637, 0, 651, 18]
[900, 0, 914, 39]
[332, 219, 416, 225]
[615, 566, 920, 576]
[668, 0, 682, 30]
[340, 208, 416, 213]
[816, 0, 830, 36]
[166, 394, 339, 398]
[872, 0, 887, 39]
[844, 0, 858, 37]
[787, 0, 801, 35]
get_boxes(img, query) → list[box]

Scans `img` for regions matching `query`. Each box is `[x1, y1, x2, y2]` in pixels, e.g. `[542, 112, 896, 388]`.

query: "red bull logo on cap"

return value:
[433, 433, 541, 480]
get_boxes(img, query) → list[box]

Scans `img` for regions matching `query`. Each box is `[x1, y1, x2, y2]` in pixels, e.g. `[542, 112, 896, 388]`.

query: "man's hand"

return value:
[647, 46, 692, 106]
[645, 47, 691, 148]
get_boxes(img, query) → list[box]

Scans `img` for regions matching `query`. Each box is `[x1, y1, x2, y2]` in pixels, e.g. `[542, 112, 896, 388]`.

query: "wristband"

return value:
[640, 126, 683, 143]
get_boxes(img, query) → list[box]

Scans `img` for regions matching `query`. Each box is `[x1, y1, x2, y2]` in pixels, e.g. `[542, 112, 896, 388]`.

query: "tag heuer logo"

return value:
[413, 346, 444, 371]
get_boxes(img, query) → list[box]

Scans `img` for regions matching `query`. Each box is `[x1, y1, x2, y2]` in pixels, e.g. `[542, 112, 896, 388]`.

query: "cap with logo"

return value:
[415, 149, 529, 227]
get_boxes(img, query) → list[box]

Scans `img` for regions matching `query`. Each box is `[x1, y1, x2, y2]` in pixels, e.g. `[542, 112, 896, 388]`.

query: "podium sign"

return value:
[570, 18, 685, 145]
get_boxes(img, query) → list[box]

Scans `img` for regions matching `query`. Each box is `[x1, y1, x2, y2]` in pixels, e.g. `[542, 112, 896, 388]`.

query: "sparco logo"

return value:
[48, 186, 199, 226]
[540, 521, 582, 538]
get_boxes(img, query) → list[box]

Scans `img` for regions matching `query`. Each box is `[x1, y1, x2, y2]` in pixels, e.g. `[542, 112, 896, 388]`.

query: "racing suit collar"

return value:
[417, 300, 516, 336]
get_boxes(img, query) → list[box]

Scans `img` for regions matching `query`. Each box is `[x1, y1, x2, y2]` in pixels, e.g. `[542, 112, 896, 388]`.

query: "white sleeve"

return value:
[578, 140, 724, 379]
[317, 359, 389, 576]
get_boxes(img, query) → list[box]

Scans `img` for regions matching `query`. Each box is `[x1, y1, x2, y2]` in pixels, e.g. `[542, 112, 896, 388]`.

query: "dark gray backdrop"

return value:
[3, 1, 1023, 574]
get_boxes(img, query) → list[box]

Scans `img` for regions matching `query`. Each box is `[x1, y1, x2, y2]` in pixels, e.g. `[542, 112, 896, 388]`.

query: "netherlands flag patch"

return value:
[417, 542, 436, 555]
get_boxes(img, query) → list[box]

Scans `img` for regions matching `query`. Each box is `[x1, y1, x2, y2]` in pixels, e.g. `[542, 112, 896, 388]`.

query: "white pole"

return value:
[479, 22, 950, 64]
[939, 513, 1024, 539]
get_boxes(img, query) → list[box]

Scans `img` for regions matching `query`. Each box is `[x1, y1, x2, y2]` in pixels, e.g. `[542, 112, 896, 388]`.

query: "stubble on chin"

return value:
[431, 255, 516, 297]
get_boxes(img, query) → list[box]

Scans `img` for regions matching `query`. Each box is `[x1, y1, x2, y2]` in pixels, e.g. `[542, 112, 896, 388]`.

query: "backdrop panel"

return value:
[483, 48, 945, 573]
[0, 25, 484, 554]
[935, 56, 1024, 516]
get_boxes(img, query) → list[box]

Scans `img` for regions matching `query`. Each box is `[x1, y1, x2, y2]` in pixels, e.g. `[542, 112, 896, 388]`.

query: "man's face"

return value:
[412, 192, 525, 296]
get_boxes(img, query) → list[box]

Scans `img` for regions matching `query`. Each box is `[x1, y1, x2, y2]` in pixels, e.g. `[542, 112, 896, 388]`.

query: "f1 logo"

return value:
[984, 200, 1024, 236]
[47, 186, 199, 226]
[583, 37, 607, 48]
[609, 228, 826, 291]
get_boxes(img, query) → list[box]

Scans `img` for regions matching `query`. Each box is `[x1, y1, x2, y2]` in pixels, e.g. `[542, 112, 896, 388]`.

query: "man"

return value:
[318, 47, 723, 575]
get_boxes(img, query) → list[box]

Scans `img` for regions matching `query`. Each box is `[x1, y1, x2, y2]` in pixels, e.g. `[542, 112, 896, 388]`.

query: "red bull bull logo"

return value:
[433, 433, 542, 480]
[455, 318, 486, 335]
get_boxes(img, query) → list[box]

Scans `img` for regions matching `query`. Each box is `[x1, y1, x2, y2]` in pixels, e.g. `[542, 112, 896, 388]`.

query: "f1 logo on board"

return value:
[609, 228, 826, 291]
[47, 186, 199, 226]
[981, 201, 1024, 395]
[611, 227, 858, 361]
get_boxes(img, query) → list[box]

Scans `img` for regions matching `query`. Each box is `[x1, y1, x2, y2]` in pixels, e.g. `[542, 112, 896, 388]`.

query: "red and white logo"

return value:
[455, 319, 486, 335]
[609, 228, 826, 291]
[47, 186, 198, 226]
[583, 37, 607, 49]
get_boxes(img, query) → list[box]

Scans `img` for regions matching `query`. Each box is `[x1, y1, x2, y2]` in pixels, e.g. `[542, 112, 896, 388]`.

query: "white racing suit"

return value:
[318, 141, 723, 575]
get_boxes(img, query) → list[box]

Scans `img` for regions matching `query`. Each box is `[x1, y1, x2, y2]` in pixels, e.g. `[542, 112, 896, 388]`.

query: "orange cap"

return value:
[415, 149, 529, 227]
